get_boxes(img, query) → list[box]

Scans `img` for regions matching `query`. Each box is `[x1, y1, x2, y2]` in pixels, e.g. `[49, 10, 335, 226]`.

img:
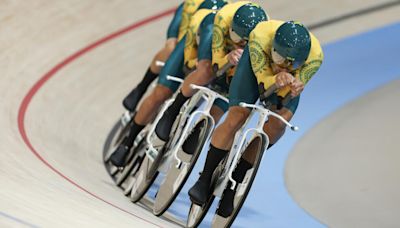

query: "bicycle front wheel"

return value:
[153, 119, 210, 216]
[130, 135, 165, 203]
[212, 136, 266, 228]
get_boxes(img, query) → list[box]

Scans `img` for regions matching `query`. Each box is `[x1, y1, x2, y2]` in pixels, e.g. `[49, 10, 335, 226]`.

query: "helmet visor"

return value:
[229, 27, 247, 46]
[271, 48, 304, 71]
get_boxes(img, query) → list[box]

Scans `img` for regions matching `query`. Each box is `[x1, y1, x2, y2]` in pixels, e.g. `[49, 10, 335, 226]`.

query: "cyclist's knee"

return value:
[242, 137, 262, 164]
[165, 38, 177, 53]
[220, 107, 249, 133]
[270, 118, 287, 132]
[197, 60, 213, 79]
[264, 108, 293, 134]
[263, 117, 286, 144]
[210, 105, 225, 123]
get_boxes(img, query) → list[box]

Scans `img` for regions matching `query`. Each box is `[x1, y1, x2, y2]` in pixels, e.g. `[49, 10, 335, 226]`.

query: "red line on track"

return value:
[17, 7, 177, 227]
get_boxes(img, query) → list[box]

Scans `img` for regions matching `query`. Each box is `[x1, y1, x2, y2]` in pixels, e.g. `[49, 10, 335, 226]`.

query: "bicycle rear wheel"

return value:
[104, 120, 130, 163]
[115, 137, 147, 188]
[103, 120, 134, 180]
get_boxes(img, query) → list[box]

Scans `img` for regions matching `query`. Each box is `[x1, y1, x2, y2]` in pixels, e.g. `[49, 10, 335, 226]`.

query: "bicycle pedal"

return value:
[120, 111, 133, 126]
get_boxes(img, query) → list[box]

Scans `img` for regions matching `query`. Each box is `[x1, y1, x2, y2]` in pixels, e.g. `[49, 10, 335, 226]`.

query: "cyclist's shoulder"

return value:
[309, 33, 324, 61]
[215, 1, 251, 20]
[192, 9, 214, 24]
[248, 21, 282, 56]
[250, 20, 284, 42]
[183, 0, 205, 14]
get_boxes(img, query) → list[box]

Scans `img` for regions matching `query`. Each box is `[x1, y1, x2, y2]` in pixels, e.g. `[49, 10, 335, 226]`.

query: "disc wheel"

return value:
[153, 119, 210, 216]
[115, 137, 146, 187]
[103, 119, 133, 179]
[211, 137, 265, 228]
[186, 163, 224, 228]
[103, 117, 147, 188]
[103, 119, 131, 163]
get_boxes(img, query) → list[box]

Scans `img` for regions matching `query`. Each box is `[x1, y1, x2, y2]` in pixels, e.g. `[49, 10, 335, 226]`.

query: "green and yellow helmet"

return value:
[231, 3, 268, 40]
[273, 21, 311, 69]
[198, 0, 228, 10]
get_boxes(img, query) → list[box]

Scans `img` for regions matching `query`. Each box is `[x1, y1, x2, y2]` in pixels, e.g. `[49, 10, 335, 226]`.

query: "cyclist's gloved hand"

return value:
[289, 78, 304, 97]
[275, 72, 304, 97]
[275, 72, 294, 88]
[227, 48, 244, 66]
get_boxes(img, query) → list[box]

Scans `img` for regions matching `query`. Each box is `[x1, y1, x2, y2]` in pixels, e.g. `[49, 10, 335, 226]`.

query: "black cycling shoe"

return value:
[155, 110, 175, 142]
[110, 144, 130, 167]
[122, 87, 145, 112]
[217, 185, 235, 218]
[189, 180, 210, 206]
[182, 121, 204, 154]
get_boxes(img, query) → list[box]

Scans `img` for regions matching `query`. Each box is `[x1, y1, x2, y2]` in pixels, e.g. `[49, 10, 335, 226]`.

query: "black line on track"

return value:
[309, 0, 400, 30]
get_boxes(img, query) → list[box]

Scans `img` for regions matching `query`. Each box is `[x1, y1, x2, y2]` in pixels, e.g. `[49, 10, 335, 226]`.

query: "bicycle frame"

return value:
[155, 78, 229, 174]
[143, 76, 184, 162]
[214, 102, 298, 197]
[167, 82, 229, 169]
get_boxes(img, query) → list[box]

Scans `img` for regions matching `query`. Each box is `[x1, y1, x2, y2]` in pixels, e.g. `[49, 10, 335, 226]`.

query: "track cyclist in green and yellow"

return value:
[189, 20, 324, 218]
[110, 0, 229, 167]
[155, 1, 268, 147]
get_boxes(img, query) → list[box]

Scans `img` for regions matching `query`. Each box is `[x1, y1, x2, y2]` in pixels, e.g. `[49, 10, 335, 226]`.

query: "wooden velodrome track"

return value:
[1, 0, 399, 227]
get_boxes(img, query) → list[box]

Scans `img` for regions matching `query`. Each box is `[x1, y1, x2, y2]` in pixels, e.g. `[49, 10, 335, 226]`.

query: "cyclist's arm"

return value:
[184, 19, 199, 70]
[248, 39, 284, 95]
[197, 14, 215, 63]
[294, 36, 324, 86]
[212, 15, 230, 72]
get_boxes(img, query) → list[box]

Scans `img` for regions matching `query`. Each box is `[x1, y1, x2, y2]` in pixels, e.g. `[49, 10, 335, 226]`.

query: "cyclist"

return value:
[189, 20, 324, 218]
[123, 0, 209, 112]
[110, 0, 229, 167]
[156, 1, 268, 142]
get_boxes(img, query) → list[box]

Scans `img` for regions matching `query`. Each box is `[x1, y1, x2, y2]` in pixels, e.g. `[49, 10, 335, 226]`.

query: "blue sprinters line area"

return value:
[150, 22, 400, 227]
[0, 211, 39, 228]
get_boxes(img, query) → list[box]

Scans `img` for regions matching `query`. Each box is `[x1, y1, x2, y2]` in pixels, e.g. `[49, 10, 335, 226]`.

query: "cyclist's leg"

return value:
[211, 44, 259, 150]
[130, 36, 186, 137]
[158, 59, 214, 126]
[218, 93, 300, 217]
[110, 37, 185, 167]
[122, 3, 183, 111]
[181, 13, 215, 97]
[134, 86, 174, 124]
[181, 59, 214, 96]
[192, 45, 263, 215]
[210, 102, 227, 124]
[157, 14, 216, 138]
[236, 97, 299, 179]
[217, 157, 252, 217]
[261, 95, 299, 145]
[189, 45, 259, 205]
[123, 39, 178, 111]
